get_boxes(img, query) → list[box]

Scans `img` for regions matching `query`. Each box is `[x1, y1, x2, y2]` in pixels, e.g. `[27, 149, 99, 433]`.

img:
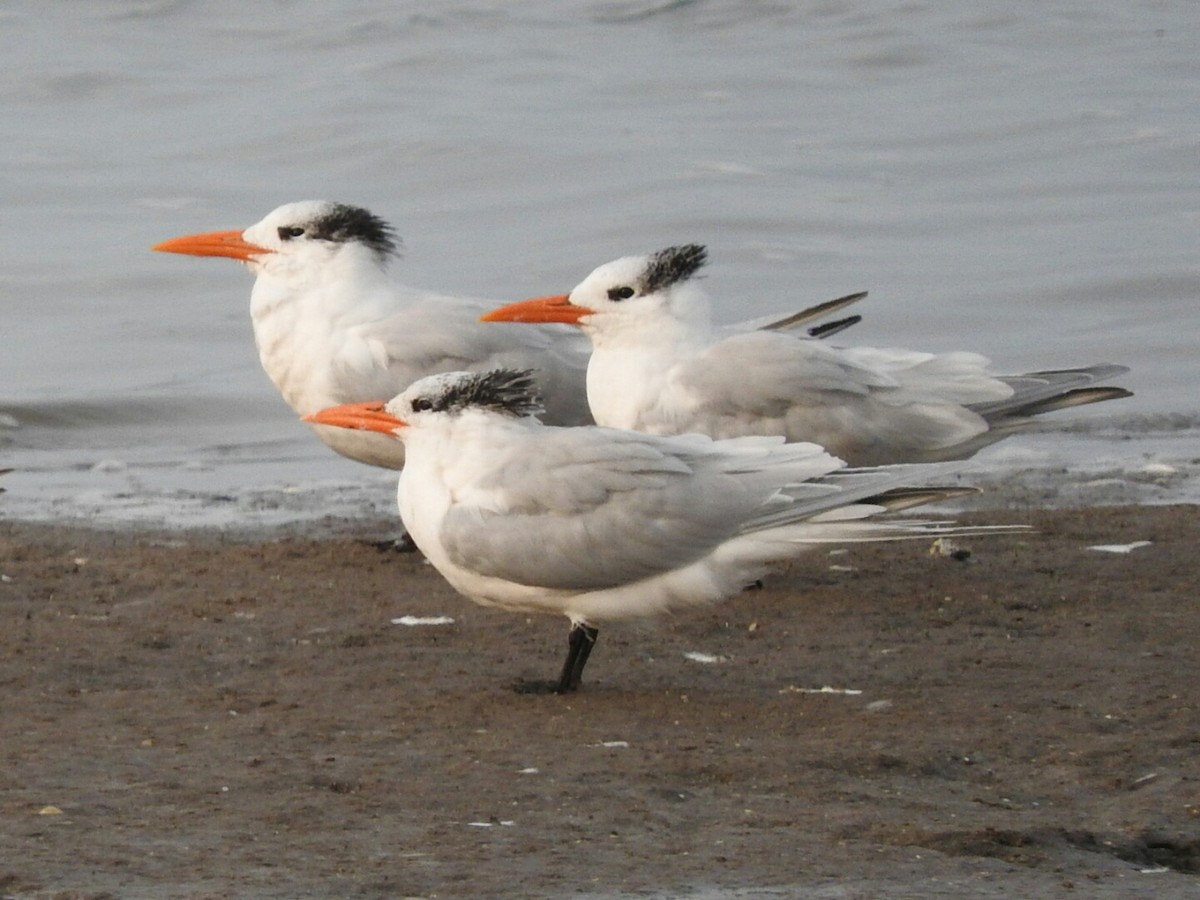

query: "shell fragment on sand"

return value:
[1087, 541, 1151, 554]
[391, 615, 456, 626]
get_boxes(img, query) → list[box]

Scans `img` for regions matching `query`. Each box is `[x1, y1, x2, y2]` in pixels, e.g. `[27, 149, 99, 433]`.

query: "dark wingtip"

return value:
[1009, 386, 1134, 417]
[807, 314, 862, 339]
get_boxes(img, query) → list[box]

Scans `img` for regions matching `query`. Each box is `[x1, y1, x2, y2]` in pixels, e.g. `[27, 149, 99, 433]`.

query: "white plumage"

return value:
[306, 368, 1014, 692]
[483, 245, 1131, 465]
[155, 201, 593, 469]
[155, 207, 862, 471]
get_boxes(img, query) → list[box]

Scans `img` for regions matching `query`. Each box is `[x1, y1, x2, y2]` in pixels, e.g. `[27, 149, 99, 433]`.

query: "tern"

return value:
[482, 245, 1132, 466]
[306, 368, 1016, 693]
[153, 201, 596, 470]
[154, 204, 862, 471]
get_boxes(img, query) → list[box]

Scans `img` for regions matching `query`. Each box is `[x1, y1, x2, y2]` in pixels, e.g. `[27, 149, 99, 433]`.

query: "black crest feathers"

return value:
[310, 204, 400, 260]
[639, 244, 707, 294]
[424, 369, 544, 419]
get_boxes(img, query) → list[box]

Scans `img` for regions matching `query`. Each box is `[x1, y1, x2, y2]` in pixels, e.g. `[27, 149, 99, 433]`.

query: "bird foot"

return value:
[511, 678, 579, 696]
[363, 534, 421, 554]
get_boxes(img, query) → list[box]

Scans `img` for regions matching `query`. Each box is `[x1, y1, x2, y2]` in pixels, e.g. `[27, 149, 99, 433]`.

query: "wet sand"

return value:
[1, 505, 1197, 898]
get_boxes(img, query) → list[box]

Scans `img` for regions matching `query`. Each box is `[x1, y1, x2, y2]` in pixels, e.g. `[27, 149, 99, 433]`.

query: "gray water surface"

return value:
[2, 1, 1197, 526]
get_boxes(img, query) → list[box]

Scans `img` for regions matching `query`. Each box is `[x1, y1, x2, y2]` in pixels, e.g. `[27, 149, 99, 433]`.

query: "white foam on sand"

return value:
[3, 419, 1197, 533]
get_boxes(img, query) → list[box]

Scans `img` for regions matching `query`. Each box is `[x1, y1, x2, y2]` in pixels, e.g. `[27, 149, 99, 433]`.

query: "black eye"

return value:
[278, 225, 306, 241]
[411, 398, 434, 413]
[607, 285, 636, 301]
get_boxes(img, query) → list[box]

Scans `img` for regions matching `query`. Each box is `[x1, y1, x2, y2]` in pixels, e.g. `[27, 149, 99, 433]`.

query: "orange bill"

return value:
[303, 401, 407, 434]
[480, 294, 593, 325]
[152, 229, 272, 261]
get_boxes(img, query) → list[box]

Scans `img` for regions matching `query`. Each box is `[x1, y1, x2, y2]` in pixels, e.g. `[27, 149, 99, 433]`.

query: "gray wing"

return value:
[676, 330, 897, 410]
[337, 292, 593, 426]
[669, 332, 1005, 463]
[439, 427, 842, 591]
[732, 291, 868, 335]
[971, 364, 1132, 420]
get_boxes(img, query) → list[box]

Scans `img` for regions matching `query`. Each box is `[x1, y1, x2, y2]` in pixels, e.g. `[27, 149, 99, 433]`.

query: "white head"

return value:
[153, 200, 400, 281]
[302, 369, 545, 437]
[482, 244, 712, 340]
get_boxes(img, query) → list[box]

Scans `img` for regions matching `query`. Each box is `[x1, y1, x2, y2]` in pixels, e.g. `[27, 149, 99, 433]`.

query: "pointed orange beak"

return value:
[152, 229, 272, 262]
[480, 294, 594, 325]
[303, 401, 408, 434]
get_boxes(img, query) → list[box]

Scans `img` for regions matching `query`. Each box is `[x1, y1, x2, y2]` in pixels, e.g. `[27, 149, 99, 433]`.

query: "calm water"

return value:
[2, 1, 1197, 526]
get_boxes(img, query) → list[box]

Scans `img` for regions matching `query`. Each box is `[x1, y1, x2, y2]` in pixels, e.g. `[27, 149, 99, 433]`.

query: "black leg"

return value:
[365, 531, 420, 554]
[512, 623, 600, 695]
[555, 624, 599, 694]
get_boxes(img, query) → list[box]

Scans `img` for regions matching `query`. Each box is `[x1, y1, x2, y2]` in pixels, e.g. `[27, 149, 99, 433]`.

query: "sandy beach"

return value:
[1, 504, 1196, 898]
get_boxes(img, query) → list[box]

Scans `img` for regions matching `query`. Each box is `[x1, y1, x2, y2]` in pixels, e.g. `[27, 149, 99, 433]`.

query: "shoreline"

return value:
[4, 412, 1198, 533]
